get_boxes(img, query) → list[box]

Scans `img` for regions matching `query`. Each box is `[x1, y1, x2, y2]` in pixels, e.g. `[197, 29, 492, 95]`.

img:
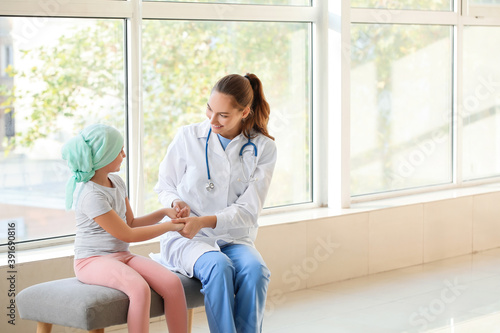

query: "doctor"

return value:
[153, 73, 277, 333]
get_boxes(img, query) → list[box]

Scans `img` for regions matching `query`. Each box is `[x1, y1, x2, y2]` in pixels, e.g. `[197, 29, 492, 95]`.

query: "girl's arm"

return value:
[93, 199, 183, 243]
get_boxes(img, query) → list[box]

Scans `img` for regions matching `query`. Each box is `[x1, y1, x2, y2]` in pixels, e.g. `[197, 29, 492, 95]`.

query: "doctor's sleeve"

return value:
[154, 128, 187, 208]
[215, 138, 277, 231]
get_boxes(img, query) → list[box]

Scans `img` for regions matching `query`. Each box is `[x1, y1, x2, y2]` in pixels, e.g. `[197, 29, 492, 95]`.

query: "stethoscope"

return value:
[205, 127, 258, 191]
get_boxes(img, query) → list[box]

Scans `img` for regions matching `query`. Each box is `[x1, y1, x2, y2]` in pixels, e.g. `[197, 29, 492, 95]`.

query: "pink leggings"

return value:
[74, 251, 187, 333]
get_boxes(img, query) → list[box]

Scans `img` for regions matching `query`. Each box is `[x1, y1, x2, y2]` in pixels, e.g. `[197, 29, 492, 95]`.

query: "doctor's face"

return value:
[206, 91, 249, 140]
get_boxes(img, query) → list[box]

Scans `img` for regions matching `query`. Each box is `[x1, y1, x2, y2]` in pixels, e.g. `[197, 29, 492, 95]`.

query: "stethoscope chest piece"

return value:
[206, 181, 215, 192]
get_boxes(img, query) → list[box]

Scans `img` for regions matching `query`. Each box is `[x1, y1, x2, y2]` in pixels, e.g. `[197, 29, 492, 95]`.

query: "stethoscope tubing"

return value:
[205, 127, 257, 190]
[205, 128, 212, 181]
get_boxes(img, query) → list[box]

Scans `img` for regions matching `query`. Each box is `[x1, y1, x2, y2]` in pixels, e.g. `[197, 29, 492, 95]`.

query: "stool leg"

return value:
[187, 308, 194, 333]
[36, 322, 52, 333]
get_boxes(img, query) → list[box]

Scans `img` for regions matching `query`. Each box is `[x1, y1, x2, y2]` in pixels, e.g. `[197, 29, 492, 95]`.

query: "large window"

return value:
[350, 24, 453, 196]
[348, 0, 500, 202]
[0, 2, 312, 246]
[463, 26, 500, 180]
[142, 20, 311, 212]
[0, 17, 125, 244]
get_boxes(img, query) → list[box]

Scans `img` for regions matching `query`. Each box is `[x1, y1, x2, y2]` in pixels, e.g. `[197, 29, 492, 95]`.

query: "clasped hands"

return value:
[164, 200, 203, 239]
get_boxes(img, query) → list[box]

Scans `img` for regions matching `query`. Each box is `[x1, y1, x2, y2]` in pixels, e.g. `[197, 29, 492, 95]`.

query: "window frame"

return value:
[347, 0, 500, 206]
[133, 1, 320, 215]
[0, 0, 321, 249]
[0, 44, 13, 77]
[464, 0, 500, 18]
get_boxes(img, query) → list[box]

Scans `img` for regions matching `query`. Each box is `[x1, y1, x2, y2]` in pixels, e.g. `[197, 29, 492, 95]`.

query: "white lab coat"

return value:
[151, 119, 277, 277]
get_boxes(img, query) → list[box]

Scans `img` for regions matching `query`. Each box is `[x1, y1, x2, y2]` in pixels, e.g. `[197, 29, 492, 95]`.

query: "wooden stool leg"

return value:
[187, 308, 194, 333]
[89, 329, 104, 333]
[36, 322, 52, 333]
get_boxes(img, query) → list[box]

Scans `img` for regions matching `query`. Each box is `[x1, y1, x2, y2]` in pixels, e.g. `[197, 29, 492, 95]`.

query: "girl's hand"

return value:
[172, 200, 191, 218]
[164, 221, 185, 232]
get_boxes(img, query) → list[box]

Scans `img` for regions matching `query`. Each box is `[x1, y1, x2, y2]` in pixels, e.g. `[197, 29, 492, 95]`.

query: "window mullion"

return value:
[127, 0, 144, 216]
[454, 10, 464, 186]
[326, 0, 351, 209]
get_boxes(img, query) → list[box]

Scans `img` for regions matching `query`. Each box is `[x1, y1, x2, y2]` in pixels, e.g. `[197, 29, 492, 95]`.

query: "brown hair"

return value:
[212, 73, 274, 140]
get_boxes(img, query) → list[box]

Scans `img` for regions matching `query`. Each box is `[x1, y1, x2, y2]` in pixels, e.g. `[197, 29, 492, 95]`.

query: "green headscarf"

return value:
[62, 124, 124, 210]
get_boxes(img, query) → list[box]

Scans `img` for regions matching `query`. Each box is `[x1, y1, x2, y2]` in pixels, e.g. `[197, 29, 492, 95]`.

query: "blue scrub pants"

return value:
[193, 244, 271, 333]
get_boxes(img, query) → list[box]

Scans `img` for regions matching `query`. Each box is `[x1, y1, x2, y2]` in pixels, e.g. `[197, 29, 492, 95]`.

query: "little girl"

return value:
[62, 123, 187, 333]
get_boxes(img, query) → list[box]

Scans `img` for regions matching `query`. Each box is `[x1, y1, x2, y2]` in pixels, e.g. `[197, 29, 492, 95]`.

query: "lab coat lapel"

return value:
[195, 120, 226, 160]
[208, 130, 227, 160]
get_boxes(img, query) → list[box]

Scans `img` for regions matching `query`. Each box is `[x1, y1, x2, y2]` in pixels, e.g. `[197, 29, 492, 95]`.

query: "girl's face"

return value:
[206, 92, 250, 140]
[107, 147, 126, 173]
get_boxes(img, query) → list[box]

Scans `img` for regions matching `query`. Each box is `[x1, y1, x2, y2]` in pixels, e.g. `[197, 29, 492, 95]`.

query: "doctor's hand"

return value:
[172, 200, 191, 218]
[171, 215, 217, 239]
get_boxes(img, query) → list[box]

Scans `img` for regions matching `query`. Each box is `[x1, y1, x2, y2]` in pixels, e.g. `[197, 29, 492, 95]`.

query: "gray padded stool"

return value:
[16, 273, 204, 333]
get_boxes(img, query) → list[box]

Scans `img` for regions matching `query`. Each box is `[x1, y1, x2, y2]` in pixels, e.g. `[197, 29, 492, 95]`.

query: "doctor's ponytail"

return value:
[212, 73, 274, 141]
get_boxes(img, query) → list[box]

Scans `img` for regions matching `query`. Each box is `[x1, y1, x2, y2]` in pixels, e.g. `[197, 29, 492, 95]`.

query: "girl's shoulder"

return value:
[109, 173, 127, 194]
[108, 173, 125, 185]
[75, 182, 110, 213]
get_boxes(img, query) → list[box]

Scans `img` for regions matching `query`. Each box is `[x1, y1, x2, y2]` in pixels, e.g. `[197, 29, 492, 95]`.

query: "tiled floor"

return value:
[113, 248, 500, 332]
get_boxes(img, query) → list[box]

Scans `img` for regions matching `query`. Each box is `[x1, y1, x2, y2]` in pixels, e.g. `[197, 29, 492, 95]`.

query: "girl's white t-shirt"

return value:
[73, 173, 129, 259]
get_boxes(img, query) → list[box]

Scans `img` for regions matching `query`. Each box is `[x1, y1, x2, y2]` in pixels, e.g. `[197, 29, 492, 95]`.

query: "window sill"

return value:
[259, 182, 500, 226]
[3, 182, 500, 266]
